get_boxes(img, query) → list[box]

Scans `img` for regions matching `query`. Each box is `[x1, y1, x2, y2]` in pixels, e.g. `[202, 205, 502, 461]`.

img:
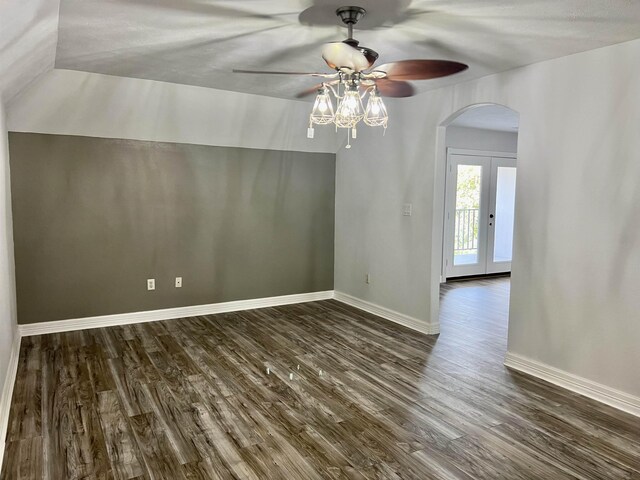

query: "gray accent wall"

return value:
[9, 133, 335, 324]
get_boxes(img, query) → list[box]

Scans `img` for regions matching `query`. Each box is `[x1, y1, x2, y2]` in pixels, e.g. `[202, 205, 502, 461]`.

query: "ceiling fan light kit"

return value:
[233, 5, 468, 149]
[307, 80, 387, 149]
[308, 6, 386, 149]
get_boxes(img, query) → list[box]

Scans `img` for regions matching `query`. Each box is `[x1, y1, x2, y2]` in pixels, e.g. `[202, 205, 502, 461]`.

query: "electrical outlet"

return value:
[175, 276, 182, 288]
[147, 278, 155, 291]
[403, 203, 413, 216]
[365, 274, 371, 284]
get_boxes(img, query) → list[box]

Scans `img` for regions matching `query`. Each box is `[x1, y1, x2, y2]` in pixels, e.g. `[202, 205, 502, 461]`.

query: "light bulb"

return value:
[364, 90, 388, 128]
[335, 88, 364, 129]
[309, 88, 335, 125]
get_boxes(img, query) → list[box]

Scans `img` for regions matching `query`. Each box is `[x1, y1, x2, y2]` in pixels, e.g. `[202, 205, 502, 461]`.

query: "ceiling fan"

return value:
[233, 6, 469, 145]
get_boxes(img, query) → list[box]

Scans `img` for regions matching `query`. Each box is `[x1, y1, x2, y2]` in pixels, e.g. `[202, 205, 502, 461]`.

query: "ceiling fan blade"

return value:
[295, 80, 340, 98]
[375, 60, 468, 81]
[233, 69, 337, 78]
[374, 79, 415, 98]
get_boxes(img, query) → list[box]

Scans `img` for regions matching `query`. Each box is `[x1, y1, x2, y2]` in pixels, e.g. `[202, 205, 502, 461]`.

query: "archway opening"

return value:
[432, 103, 520, 354]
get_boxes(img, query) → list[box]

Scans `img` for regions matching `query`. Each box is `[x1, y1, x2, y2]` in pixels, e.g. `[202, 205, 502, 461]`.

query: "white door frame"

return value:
[443, 148, 517, 280]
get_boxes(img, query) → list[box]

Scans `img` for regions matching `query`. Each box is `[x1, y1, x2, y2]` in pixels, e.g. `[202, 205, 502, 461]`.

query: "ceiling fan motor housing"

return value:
[336, 6, 366, 27]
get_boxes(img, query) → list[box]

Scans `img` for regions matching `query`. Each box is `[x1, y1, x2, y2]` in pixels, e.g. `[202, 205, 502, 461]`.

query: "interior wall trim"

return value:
[17, 291, 335, 336]
[504, 352, 640, 418]
[0, 332, 21, 469]
[16, 290, 441, 338]
[334, 291, 440, 335]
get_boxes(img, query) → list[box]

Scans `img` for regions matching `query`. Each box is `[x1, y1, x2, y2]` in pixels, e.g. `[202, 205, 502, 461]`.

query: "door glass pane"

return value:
[454, 165, 482, 266]
[494, 166, 517, 263]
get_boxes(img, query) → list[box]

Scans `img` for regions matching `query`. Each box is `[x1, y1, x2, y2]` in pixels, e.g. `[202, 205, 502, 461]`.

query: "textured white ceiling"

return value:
[54, 0, 640, 100]
[451, 105, 519, 132]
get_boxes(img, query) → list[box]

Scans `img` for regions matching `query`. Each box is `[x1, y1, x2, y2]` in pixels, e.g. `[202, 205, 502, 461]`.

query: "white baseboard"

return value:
[18, 290, 335, 337]
[17, 289, 441, 338]
[0, 331, 21, 469]
[334, 291, 439, 335]
[504, 352, 640, 418]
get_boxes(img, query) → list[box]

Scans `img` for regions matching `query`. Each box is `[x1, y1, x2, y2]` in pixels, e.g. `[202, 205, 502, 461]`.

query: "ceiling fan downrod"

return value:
[336, 6, 366, 44]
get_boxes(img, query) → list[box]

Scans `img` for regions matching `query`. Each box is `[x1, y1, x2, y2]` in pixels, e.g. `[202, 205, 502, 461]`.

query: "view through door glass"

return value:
[446, 153, 516, 279]
[454, 164, 482, 266]
[493, 166, 517, 263]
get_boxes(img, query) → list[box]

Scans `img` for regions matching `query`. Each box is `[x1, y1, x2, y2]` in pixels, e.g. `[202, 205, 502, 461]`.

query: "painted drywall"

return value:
[9, 133, 335, 324]
[445, 126, 518, 154]
[335, 92, 450, 325]
[7, 69, 340, 154]
[336, 37, 640, 398]
[0, 103, 18, 453]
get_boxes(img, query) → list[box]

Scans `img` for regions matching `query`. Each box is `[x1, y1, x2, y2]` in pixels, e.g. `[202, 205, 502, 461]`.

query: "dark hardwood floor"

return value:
[2, 277, 640, 479]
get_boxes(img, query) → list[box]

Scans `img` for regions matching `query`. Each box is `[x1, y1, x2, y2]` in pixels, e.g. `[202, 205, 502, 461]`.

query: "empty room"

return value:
[1, 0, 639, 478]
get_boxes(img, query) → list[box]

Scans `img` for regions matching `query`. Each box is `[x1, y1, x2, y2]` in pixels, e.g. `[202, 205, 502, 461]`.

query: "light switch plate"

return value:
[403, 203, 413, 216]
[175, 277, 182, 288]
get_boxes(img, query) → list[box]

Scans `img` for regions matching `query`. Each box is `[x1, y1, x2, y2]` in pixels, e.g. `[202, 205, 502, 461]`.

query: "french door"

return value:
[444, 150, 517, 279]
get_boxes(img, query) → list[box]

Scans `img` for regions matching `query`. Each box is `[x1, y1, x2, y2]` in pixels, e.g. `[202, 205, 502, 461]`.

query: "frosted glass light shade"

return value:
[364, 91, 388, 128]
[310, 89, 335, 125]
[334, 88, 364, 129]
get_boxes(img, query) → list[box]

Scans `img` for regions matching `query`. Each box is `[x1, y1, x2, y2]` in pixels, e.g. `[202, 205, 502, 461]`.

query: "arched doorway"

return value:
[430, 103, 520, 339]
[442, 105, 519, 279]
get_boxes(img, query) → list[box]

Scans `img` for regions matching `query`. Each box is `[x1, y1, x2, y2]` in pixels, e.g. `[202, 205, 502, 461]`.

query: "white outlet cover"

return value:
[147, 278, 155, 291]
[175, 276, 182, 288]
[403, 203, 413, 216]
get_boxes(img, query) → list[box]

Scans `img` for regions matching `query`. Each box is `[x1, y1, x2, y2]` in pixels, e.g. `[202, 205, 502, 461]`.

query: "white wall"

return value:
[0, 101, 18, 459]
[446, 126, 518, 154]
[335, 37, 640, 400]
[335, 91, 452, 329]
[8, 69, 340, 154]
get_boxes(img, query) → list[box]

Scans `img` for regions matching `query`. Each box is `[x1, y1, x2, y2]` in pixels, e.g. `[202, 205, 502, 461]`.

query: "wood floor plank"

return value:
[129, 412, 187, 480]
[141, 381, 200, 465]
[96, 391, 144, 480]
[74, 406, 114, 480]
[3, 277, 640, 479]
[180, 458, 225, 480]
[0, 438, 43, 480]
